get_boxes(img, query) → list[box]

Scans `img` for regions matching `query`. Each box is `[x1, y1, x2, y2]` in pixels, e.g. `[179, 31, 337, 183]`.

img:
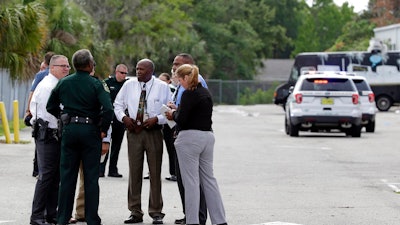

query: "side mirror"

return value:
[289, 86, 294, 94]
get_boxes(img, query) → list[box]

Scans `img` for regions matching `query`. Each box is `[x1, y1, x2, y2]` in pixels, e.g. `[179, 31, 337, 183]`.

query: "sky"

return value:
[306, 0, 369, 13]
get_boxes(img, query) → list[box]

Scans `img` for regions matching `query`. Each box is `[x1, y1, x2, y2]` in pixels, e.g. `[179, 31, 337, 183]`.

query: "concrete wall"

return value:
[0, 69, 32, 120]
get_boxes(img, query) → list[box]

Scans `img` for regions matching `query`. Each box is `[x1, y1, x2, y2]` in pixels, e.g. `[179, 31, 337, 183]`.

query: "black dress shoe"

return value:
[165, 175, 177, 181]
[32, 171, 39, 177]
[46, 217, 57, 224]
[174, 217, 185, 224]
[152, 216, 163, 224]
[108, 172, 123, 178]
[30, 219, 49, 225]
[124, 215, 143, 224]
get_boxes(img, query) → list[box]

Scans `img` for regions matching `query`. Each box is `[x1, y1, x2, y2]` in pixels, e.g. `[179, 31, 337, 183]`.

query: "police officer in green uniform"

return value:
[99, 64, 129, 177]
[47, 49, 113, 225]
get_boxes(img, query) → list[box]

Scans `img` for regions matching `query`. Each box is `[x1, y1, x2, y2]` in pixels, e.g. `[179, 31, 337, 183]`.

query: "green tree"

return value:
[0, 0, 113, 80]
[43, 0, 113, 77]
[73, 0, 207, 76]
[327, 18, 375, 51]
[264, 0, 307, 58]
[191, 0, 265, 79]
[292, 0, 355, 56]
[0, 1, 47, 80]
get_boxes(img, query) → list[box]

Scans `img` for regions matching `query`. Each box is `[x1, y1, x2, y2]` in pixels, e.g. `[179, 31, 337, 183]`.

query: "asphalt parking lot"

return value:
[2, 104, 400, 225]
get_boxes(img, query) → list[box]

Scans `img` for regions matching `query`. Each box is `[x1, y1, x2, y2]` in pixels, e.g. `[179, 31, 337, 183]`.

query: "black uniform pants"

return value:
[100, 118, 125, 174]
[57, 124, 102, 225]
[31, 131, 60, 222]
[163, 125, 176, 176]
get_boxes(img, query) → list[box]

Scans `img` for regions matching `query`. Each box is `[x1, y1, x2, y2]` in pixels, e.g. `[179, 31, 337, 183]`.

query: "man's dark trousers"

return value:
[31, 134, 60, 222]
[174, 148, 207, 224]
[100, 118, 125, 175]
[57, 124, 102, 225]
[163, 125, 176, 177]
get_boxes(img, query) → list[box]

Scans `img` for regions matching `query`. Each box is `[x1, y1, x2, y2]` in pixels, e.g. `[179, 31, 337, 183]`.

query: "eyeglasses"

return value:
[117, 71, 128, 75]
[53, 65, 71, 69]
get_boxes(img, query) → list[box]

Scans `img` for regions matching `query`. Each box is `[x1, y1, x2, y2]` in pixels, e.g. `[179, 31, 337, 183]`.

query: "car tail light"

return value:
[352, 94, 359, 104]
[295, 93, 303, 103]
[368, 93, 375, 102]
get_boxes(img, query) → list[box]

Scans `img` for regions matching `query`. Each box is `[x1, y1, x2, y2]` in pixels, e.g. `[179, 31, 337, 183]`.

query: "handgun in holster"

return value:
[58, 113, 71, 138]
[35, 118, 49, 141]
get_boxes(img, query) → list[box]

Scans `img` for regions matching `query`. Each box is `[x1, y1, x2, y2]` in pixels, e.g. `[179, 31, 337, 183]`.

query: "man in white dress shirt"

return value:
[114, 59, 171, 225]
[29, 55, 70, 225]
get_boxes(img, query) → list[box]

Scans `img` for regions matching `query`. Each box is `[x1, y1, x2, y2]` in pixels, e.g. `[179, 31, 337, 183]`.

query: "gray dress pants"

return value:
[174, 130, 227, 225]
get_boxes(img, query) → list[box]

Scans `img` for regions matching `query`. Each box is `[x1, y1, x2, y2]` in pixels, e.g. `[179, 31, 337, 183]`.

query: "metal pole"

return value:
[0, 102, 12, 144]
[13, 100, 20, 143]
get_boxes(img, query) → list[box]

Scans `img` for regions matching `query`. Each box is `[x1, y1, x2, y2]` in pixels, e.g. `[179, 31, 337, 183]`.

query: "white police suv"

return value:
[285, 72, 362, 137]
[348, 75, 377, 132]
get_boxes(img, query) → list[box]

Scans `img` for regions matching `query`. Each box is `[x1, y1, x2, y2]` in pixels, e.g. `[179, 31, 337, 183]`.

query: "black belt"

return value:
[38, 128, 58, 133]
[69, 116, 94, 124]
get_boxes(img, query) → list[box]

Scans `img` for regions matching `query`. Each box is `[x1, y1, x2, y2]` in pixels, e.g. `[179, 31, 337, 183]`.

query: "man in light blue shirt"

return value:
[172, 54, 208, 106]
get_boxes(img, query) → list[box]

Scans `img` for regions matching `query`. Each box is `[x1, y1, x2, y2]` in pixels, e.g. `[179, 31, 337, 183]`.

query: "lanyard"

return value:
[138, 77, 154, 112]
[138, 77, 155, 100]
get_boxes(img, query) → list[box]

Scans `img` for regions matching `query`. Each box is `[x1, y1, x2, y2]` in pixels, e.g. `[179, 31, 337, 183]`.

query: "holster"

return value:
[35, 118, 49, 141]
[58, 113, 70, 139]
[60, 113, 70, 125]
[57, 119, 63, 139]
[31, 120, 38, 138]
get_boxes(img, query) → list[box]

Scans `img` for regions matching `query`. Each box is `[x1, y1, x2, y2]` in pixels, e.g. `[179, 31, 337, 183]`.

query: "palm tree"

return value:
[0, 2, 47, 81]
[0, 0, 114, 81]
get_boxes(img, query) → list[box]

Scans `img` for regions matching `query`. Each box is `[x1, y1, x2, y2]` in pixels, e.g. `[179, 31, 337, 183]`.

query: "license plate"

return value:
[321, 98, 334, 105]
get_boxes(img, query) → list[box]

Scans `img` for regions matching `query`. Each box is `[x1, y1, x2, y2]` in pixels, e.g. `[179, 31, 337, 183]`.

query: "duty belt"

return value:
[69, 116, 94, 124]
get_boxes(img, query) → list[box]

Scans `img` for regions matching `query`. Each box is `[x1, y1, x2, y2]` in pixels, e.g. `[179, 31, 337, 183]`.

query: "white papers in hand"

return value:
[100, 154, 106, 163]
[160, 104, 176, 128]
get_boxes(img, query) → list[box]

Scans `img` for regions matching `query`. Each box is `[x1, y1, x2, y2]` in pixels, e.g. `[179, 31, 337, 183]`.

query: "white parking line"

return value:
[381, 179, 400, 193]
[250, 222, 303, 225]
[0, 221, 16, 224]
[278, 145, 332, 150]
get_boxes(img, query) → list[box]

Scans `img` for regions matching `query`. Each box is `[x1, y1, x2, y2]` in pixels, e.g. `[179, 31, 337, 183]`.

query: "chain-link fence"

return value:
[206, 79, 281, 105]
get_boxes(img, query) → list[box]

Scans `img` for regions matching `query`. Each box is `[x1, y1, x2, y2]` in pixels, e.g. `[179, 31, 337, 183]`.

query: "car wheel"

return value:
[376, 95, 392, 111]
[365, 120, 375, 133]
[351, 125, 361, 137]
[289, 119, 299, 137]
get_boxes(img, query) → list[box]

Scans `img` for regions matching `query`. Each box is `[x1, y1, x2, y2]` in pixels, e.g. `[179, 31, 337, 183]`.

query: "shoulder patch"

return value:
[102, 81, 110, 93]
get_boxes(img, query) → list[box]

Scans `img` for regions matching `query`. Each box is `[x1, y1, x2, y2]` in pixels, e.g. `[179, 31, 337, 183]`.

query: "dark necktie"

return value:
[136, 83, 146, 125]
[173, 84, 180, 104]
